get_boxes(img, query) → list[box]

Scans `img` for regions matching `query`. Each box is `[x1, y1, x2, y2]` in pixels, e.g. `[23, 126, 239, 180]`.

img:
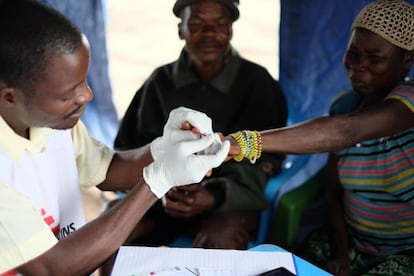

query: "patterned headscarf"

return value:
[352, 0, 414, 50]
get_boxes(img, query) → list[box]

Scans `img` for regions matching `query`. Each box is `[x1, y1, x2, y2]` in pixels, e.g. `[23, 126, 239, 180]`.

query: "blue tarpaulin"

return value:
[280, 0, 414, 119]
[279, 0, 373, 119]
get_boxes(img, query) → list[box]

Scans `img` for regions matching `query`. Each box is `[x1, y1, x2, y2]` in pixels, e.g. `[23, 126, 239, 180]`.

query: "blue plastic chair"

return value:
[248, 154, 311, 247]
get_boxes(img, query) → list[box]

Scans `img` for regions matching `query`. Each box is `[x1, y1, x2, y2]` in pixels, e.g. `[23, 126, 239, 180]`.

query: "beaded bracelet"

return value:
[230, 130, 262, 163]
[230, 131, 247, 162]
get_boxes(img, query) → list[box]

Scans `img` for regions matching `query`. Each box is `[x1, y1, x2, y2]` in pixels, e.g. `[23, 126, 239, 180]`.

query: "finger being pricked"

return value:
[190, 137, 230, 169]
[181, 121, 202, 136]
[172, 107, 212, 135]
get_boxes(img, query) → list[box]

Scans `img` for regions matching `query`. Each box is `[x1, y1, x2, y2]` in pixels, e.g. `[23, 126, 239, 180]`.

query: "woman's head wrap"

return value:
[352, 0, 414, 50]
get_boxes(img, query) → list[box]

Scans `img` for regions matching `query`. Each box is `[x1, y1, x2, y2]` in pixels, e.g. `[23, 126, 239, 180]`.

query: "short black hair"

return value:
[0, 0, 83, 93]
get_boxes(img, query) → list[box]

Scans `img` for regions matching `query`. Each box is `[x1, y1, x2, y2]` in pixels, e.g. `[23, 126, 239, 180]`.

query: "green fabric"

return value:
[300, 227, 414, 276]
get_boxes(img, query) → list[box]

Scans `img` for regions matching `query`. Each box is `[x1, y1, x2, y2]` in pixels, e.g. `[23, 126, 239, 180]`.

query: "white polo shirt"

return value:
[0, 117, 114, 274]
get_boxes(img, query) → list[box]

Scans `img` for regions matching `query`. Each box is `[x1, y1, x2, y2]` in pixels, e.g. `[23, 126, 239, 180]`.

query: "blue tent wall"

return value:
[279, 0, 373, 119]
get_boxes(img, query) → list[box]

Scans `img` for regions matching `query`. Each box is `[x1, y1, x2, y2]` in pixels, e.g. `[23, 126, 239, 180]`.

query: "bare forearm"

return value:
[100, 144, 153, 191]
[18, 182, 157, 275]
[260, 116, 359, 154]
[260, 100, 414, 155]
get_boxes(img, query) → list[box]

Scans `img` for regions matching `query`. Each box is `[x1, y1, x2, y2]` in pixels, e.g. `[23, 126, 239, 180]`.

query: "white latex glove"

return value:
[150, 107, 213, 160]
[144, 134, 230, 198]
[197, 133, 223, 155]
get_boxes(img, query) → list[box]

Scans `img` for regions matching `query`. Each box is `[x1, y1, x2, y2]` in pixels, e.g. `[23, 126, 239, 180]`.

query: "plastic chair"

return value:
[247, 106, 311, 247]
[247, 154, 311, 248]
[260, 105, 327, 251]
[268, 168, 325, 250]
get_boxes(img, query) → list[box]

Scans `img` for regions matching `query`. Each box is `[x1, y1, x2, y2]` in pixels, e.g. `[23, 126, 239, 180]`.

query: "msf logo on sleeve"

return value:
[40, 208, 76, 239]
[0, 208, 77, 276]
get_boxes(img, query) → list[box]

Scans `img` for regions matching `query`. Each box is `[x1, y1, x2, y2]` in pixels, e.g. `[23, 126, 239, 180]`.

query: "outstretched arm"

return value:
[229, 99, 414, 156]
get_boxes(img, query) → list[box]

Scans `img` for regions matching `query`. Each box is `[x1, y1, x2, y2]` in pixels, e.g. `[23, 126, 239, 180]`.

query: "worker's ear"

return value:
[0, 83, 18, 106]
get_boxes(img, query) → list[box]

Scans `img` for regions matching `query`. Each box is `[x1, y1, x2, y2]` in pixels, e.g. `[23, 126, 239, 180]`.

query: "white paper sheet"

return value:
[111, 246, 296, 276]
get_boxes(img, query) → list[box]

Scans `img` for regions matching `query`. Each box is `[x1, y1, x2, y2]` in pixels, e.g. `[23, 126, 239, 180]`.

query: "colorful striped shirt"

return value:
[331, 84, 414, 255]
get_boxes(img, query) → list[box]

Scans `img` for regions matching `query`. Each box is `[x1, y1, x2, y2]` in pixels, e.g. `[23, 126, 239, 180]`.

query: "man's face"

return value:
[179, 0, 233, 66]
[343, 28, 410, 98]
[19, 39, 93, 130]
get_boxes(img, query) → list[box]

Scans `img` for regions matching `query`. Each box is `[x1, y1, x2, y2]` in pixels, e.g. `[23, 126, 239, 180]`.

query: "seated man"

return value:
[113, 0, 287, 250]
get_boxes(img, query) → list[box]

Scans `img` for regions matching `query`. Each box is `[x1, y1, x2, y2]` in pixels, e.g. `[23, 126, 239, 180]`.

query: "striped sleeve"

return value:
[386, 84, 414, 113]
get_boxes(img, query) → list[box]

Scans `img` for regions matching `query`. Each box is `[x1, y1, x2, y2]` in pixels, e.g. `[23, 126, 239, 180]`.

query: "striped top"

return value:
[331, 84, 414, 255]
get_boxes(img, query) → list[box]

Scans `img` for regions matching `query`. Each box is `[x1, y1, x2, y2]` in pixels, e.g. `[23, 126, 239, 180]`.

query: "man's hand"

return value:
[144, 134, 230, 198]
[150, 107, 213, 160]
[162, 184, 216, 219]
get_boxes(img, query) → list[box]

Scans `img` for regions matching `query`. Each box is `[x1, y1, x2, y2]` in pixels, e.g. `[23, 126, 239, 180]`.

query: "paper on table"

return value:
[111, 246, 296, 276]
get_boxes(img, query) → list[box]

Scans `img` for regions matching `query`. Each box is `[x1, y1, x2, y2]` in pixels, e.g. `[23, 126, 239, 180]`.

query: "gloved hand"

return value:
[150, 107, 213, 160]
[144, 134, 230, 198]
